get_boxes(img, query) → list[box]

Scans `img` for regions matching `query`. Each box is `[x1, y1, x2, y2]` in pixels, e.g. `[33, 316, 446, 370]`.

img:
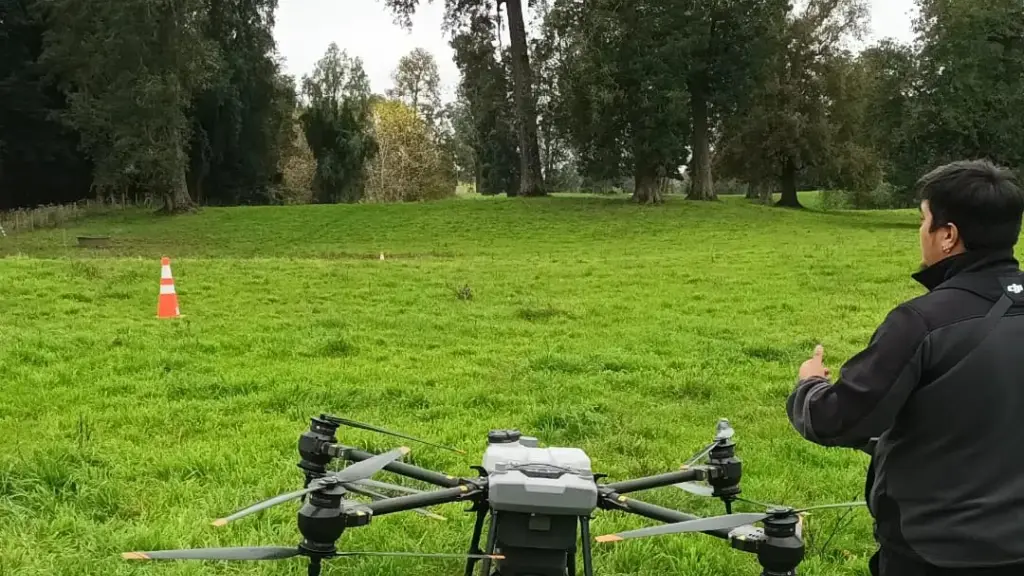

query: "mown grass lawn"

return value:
[1, 193, 933, 576]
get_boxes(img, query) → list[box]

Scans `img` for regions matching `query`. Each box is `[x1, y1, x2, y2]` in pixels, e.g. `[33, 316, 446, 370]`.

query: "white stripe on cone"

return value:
[161, 265, 173, 279]
[160, 284, 176, 295]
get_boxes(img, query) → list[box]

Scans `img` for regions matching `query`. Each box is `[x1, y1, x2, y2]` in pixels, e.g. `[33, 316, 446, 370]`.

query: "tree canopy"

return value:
[1, 0, 1020, 212]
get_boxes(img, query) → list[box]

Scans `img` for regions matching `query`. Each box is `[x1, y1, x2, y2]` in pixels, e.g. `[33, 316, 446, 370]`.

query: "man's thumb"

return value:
[814, 344, 824, 359]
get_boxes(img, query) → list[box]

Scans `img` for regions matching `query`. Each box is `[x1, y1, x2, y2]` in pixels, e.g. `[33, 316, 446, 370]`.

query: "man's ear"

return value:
[944, 222, 962, 252]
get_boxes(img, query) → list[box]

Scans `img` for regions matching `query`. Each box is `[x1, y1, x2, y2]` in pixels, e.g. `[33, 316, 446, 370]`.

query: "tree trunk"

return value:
[686, 74, 715, 201]
[632, 157, 663, 205]
[504, 0, 545, 197]
[160, 165, 197, 214]
[776, 157, 802, 208]
[474, 152, 485, 195]
[755, 181, 772, 204]
[745, 182, 758, 199]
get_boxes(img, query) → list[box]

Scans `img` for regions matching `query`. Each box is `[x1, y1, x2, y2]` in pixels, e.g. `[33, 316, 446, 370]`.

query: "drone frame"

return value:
[122, 413, 855, 576]
[305, 414, 806, 576]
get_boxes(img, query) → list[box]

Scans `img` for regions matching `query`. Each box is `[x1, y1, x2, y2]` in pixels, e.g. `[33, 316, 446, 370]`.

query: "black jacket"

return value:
[787, 249, 1024, 568]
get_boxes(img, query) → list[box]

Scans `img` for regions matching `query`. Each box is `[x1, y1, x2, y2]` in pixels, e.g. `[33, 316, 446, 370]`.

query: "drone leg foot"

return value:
[465, 508, 488, 576]
[308, 557, 323, 576]
[480, 511, 499, 576]
[580, 516, 594, 576]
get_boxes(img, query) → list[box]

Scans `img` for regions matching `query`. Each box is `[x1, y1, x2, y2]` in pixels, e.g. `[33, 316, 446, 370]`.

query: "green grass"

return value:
[0, 192, 938, 576]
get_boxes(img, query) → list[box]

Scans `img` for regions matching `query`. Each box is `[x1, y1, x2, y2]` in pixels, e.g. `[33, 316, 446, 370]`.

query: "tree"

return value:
[436, 95, 477, 184]
[680, 0, 791, 201]
[856, 38, 920, 202]
[299, 43, 377, 203]
[364, 99, 457, 202]
[188, 0, 297, 206]
[449, 7, 520, 196]
[544, 0, 692, 204]
[387, 47, 442, 130]
[896, 0, 1024, 194]
[501, 0, 545, 196]
[713, 0, 872, 208]
[0, 0, 93, 210]
[40, 0, 217, 213]
[382, 0, 545, 196]
[531, 0, 580, 192]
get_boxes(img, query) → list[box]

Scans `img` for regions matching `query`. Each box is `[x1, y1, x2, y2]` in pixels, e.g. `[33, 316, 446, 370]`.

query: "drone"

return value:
[121, 414, 866, 576]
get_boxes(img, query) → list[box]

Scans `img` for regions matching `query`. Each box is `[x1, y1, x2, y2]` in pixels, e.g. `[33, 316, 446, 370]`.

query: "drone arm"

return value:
[601, 467, 707, 494]
[362, 482, 485, 517]
[596, 490, 731, 540]
[335, 446, 463, 488]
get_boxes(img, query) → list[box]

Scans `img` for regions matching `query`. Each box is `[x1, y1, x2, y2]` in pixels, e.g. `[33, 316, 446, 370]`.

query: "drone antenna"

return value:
[324, 415, 466, 455]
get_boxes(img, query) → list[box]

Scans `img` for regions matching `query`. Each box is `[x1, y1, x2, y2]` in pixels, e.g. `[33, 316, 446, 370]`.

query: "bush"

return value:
[363, 100, 457, 203]
[821, 181, 903, 210]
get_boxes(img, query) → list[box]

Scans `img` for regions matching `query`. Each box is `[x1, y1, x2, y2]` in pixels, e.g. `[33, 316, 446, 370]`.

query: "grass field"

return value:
[0, 192, 935, 576]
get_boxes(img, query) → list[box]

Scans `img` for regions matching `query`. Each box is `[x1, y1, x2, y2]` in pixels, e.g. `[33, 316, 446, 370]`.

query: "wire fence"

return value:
[0, 197, 150, 237]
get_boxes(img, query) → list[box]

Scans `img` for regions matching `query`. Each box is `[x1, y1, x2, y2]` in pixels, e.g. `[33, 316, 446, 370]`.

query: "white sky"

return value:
[273, 0, 919, 103]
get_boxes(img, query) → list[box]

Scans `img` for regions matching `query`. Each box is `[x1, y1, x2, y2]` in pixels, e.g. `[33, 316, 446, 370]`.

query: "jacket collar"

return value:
[912, 248, 1020, 292]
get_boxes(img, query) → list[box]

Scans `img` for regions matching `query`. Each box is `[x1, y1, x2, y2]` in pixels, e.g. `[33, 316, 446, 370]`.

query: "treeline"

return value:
[2, 0, 1023, 212]
[393, 0, 1024, 208]
[0, 0, 458, 212]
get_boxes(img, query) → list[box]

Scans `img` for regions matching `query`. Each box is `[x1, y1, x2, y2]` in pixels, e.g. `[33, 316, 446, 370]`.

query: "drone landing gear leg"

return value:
[307, 557, 323, 576]
[465, 508, 489, 576]
[478, 511, 498, 576]
[579, 516, 594, 576]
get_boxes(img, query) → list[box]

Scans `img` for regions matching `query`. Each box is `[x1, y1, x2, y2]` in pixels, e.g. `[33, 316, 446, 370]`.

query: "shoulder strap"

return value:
[929, 275, 1022, 376]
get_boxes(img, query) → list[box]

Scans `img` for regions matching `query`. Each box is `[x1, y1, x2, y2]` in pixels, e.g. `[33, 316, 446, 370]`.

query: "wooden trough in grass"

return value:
[77, 235, 111, 248]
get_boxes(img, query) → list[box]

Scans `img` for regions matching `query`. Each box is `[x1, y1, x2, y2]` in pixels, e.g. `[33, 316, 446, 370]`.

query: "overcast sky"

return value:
[273, 0, 919, 102]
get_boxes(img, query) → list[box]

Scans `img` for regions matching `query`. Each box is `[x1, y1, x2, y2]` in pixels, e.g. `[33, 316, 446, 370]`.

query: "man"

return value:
[787, 159, 1024, 575]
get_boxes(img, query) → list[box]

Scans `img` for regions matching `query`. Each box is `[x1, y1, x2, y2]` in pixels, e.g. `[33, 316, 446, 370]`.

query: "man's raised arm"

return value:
[787, 304, 929, 449]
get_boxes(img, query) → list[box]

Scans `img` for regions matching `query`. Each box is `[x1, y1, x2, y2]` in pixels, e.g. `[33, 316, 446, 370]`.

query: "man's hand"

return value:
[799, 344, 831, 380]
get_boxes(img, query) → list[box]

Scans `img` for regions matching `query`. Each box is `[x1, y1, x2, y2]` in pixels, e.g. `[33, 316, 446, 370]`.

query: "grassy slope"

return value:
[1, 193, 932, 576]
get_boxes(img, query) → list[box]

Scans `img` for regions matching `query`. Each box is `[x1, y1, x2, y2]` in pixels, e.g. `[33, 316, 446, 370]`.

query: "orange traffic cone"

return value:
[157, 257, 180, 318]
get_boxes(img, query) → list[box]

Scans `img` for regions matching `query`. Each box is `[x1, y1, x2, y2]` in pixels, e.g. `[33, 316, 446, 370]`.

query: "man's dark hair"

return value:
[917, 159, 1024, 251]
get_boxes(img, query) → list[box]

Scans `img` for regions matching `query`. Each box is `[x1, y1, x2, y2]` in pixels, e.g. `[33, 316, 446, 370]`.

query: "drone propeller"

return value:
[350, 478, 425, 495]
[675, 482, 714, 497]
[595, 501, 866, 543]
[341, 482, 446, 521]
[674, 419, 737, 495]
[327, 416, 466, 454]
[123, 547, 301, 561]
[683, 442, 718, 468]
[122, 547, 504, 562]
[213, 446, 411, 526]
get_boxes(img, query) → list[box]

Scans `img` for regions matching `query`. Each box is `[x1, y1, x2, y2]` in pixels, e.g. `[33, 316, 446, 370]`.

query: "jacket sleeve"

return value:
[786, 304, 929, 448]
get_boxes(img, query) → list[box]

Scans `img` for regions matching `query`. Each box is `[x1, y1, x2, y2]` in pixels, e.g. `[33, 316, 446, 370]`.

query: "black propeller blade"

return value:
[123, 547, 301, 561]
[350, 478, 425, 495]
[213, 447, 410, 526]
[341, 482, 446, 520]
[595, 501, 866, 543]
[122, 547, 504, 561]
[326, 416, 466, 454]
[333, 552, 504, 560]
